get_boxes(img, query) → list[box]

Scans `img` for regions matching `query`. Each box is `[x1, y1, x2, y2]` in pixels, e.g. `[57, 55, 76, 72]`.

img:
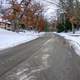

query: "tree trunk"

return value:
[72, 23, 75, 34]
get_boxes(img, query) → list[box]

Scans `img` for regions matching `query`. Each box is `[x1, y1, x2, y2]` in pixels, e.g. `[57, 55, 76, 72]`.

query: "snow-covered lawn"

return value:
[55, 31, 80, 56]
[0, 28, 45, 50]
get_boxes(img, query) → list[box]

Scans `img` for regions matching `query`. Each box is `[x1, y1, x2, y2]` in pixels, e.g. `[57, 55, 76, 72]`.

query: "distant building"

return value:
[0, 15, 11, 30]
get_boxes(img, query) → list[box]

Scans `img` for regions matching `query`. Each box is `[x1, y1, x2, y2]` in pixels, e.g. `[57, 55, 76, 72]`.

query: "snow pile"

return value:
[55, 31, 80, 56]
[0, 28, 45, 50]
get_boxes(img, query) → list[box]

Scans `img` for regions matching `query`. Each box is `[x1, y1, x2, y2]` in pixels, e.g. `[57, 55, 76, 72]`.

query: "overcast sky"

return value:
[40, 0, 59, 21]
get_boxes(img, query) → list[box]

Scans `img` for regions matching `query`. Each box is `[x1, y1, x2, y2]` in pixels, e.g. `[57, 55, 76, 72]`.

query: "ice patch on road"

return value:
[42, 54, 50, 67]
[16, 68, 29, 76]
[6, 53, 50, 80]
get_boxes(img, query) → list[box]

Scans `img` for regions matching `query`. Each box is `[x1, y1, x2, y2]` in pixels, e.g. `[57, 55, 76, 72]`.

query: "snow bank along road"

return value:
[55, 32, 80, 56]
[0, 33, 80, 80]
[0, 28, 45, 50]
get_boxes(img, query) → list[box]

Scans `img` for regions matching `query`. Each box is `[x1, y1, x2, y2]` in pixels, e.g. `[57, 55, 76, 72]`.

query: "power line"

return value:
[43, 0, 61, 7]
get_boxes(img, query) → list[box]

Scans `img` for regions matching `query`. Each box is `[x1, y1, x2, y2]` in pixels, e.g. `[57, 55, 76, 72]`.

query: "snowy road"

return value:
[0, 33, 80, 80]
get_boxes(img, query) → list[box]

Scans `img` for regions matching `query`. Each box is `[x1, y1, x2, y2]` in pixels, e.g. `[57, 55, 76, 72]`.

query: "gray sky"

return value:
[40, 0, 59, 21]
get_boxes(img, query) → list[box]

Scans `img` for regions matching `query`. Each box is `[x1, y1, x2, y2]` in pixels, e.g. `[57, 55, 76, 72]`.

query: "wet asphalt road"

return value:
[0, 33, 80, 80]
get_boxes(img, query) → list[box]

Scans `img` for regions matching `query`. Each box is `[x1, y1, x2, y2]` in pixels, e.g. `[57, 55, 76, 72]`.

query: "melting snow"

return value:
[55, 31, 80, 56]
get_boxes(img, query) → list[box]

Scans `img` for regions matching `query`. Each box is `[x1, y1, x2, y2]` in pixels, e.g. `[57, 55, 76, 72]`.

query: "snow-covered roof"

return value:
[0, 18, 11, 24]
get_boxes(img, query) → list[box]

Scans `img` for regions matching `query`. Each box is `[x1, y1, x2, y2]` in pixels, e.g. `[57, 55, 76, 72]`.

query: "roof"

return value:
[0, 18, 11, 24]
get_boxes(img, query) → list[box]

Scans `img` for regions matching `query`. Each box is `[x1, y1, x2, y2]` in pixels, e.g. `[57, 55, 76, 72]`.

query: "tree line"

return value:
[56, 0, 80, 33]
[2, 0, 48, 32]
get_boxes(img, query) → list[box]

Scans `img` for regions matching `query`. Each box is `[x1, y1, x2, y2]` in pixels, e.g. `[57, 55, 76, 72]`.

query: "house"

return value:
[0, 16, 11, 30]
